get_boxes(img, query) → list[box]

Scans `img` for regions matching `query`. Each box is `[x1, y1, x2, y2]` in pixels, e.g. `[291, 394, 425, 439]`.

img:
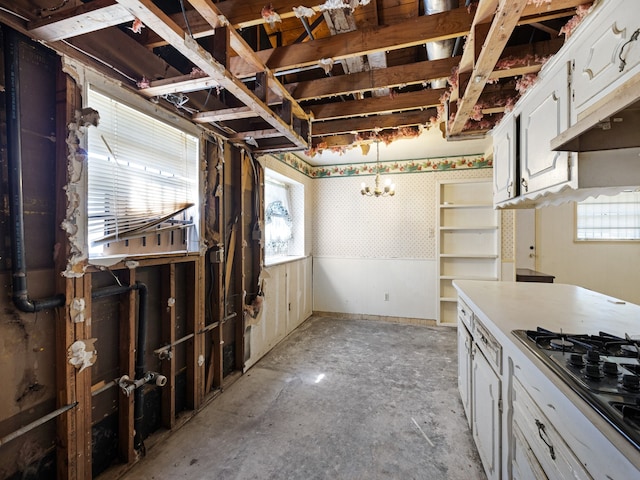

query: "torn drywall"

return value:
[70, 298, 86, 324]
[67, 339, 97, 373]
[61, 60, 95, 278]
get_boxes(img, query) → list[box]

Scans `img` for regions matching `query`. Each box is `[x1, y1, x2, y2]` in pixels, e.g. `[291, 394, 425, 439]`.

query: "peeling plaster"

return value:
[70, 298, 86, 323]
[124, 260, 139, 269]
[67, 339, 97, 372]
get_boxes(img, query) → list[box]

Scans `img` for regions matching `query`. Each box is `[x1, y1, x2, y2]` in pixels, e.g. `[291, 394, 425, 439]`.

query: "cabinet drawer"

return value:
[473, 317, 501, 374]
[512, 377, 592, 480]
[457, 299, 473, 330]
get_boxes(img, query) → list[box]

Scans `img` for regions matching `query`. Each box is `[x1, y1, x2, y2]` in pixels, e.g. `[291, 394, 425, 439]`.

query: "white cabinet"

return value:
[457, 298, 502, 480]
[570, 0, 640, 119]
[519, 60, 573, 196]
[457, 315, 472, 428]
[472, 343, 501, 480]
[437, 180, 500, 326]
[492, 114, 517, 204]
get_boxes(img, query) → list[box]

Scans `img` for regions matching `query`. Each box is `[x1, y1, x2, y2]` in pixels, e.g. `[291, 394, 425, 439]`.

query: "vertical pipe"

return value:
[133, 281, 148, 454]
[3, 27, 64, 312]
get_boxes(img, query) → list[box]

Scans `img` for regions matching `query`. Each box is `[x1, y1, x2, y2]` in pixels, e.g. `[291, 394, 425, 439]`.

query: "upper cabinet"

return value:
[571, 0, 640, 120]
[519, 60, 573, 196]
[492, 114, 517, 204]
[492, 0, 640, 208]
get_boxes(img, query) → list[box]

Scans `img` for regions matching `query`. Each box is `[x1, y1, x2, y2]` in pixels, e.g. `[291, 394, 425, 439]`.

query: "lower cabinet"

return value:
[456, 300, 502, 480]
[472, 345, 502, 480]
[457, 318, 472, 428]
[511, 376, 592, 480]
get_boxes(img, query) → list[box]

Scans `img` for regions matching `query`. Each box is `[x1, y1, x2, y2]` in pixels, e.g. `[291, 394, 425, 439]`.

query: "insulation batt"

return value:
[293, 6, 316, 18]
[261, 3, 282, 26]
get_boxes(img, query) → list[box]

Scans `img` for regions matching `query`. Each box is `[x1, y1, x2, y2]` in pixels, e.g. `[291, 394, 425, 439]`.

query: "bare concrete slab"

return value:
[122, 316, 485, 479]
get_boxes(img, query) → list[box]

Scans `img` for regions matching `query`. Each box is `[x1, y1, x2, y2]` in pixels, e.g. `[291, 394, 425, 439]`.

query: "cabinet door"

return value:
[492, 114, 517, 204]
[458, 320, 472, 428]
[472, 346, 501, 480]
[520, 62, 572, 195]
[571, 0, 640, 117]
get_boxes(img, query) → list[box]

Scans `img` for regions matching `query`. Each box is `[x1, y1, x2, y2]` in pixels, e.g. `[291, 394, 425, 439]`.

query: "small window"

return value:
[86, 87, 200, 258]
[264, 169, 304, 263]
[576, 190, 640, 241]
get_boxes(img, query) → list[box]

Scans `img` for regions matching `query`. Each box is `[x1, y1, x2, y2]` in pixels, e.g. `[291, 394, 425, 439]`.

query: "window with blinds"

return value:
[576, 190, 640, 241]
[86, 87, 200, 258]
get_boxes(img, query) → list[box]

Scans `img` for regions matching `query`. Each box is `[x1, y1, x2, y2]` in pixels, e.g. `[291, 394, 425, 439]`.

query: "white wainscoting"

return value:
[312, 257, 437, 320]
[244, 256, 313, 370]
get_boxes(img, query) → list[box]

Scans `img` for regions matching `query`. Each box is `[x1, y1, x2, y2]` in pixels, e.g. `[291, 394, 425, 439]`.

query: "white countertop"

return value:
[453, 280, 640, 475]
[453, 280, 640, 337]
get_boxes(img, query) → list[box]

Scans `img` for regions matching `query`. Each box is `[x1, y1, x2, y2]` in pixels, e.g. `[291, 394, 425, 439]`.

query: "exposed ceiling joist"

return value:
[28, 0, 134, 41]
[192, 106, 257, 123]
[312, 110, 436, 136]
[310, 89, 446, 121]
[229, 7, 474, 78]
[186, 0, 308, 121]
[293, 57, 458, 102]
[115, 0, 308, 149]
[449, 0, 530, 136]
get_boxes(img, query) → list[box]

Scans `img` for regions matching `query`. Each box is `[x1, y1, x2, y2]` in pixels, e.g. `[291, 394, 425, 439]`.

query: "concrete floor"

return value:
[124, 316, 485, 480]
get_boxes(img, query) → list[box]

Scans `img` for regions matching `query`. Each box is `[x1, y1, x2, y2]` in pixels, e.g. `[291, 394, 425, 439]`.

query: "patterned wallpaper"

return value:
[260, 153, 515, 262]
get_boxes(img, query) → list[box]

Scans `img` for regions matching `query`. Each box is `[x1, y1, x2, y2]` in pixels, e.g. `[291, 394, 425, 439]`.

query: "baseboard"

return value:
[312, 311, 436, 327]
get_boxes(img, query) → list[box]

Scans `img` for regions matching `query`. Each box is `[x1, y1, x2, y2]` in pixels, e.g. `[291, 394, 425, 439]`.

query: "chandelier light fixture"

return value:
[361, 140, 395, 197]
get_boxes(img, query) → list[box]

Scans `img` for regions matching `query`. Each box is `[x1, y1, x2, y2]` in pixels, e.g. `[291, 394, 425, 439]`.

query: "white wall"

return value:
[537, 202, 640, 305]
[312, 168, 514, 319]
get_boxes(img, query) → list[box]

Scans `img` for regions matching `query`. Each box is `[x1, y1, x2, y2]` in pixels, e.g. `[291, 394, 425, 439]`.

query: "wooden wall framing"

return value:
[3, 32, 262, 479]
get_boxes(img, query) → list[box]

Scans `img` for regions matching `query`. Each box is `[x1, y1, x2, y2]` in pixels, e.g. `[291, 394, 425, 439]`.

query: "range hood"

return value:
[551, 72, 640, 152]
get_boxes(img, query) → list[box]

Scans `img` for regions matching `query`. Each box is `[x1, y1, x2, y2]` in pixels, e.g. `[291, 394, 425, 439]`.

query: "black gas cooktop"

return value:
[513, 327, 640, 451]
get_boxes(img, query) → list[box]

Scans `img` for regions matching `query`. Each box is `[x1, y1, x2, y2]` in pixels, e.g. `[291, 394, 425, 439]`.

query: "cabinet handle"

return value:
[535, 419, 556, 460]
[507, 181, 513, 197]
[521, 178, 528, 193]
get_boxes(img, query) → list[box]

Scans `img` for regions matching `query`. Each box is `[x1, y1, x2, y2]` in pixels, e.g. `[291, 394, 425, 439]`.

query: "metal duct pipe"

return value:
[424, 0, 458, 89]
[3, 28, 65, 312]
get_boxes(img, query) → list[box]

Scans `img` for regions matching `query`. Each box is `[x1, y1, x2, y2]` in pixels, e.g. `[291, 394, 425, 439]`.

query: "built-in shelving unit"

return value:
[436, 179, 500, 326]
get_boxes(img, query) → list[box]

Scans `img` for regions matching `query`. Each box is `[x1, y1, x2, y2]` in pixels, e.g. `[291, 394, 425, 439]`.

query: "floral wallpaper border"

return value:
[273, 152, 492, 178]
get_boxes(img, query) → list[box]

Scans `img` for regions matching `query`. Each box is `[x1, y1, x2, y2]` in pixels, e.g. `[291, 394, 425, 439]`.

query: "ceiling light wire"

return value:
[178, 0, 194, 38]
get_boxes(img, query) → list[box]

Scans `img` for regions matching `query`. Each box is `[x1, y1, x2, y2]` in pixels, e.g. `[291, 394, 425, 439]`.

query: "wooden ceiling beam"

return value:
[25, 0, 330, 44]
[115, 0, 308, 148]
[129, 37, 562, 104]
[449, 0, 530, 136]
[192, 106, 257, 123]
[230, 129, 282, 142]
[28, 0, 134, 41]
[187, 0, 308, 121]
[309, 88, 446, 121]
[458, 0, 589, 75]
[293, 57, 458, 102]
[145, 0, 331, 47]
[312, 110, 436, 137]
[229, 7, 474, 78]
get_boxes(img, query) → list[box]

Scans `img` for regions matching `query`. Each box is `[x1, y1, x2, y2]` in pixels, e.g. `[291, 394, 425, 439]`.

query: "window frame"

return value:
[574, 190, 640, 242]
[263, 168, 305, 265]
[85, 84, 202, 259]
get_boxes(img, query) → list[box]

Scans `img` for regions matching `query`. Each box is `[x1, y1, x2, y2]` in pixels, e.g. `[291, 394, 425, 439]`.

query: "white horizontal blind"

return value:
[87, 87, 199, 256]
[576, 191, 640, 240]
